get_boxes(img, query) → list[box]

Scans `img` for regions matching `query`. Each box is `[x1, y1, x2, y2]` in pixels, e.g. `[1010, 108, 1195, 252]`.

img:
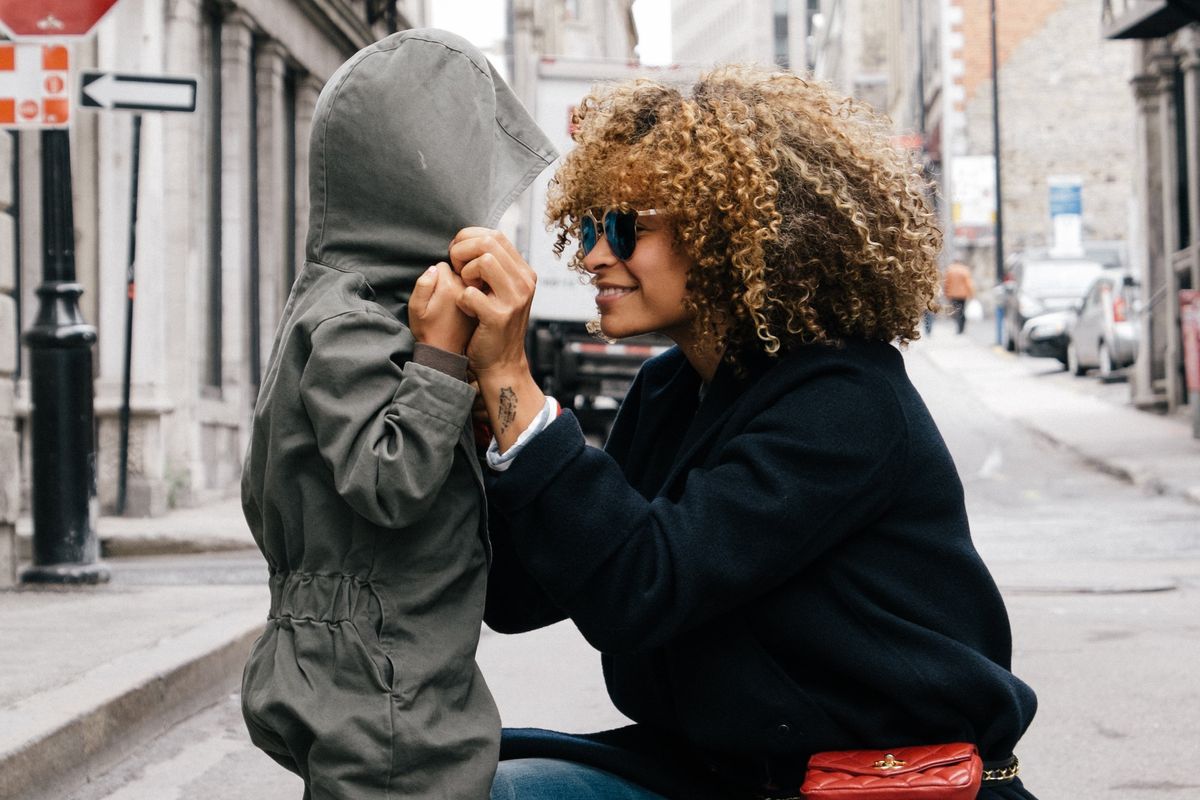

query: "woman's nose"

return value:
[582, 234, 616, 272]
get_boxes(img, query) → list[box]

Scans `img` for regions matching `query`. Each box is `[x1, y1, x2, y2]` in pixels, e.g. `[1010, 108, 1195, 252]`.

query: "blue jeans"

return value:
[491, 758, 668, 800]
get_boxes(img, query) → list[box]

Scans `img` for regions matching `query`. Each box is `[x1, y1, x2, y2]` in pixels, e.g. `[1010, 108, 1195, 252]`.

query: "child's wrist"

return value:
[412, 343, 469, 381]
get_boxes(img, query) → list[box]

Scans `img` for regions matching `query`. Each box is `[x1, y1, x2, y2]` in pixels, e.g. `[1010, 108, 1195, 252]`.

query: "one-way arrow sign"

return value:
[80, 71, 197, 112]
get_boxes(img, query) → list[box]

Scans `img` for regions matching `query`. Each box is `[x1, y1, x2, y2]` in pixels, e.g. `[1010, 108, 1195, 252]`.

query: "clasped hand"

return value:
[409, 228, 535, 369]
[409, 228, 545, 450]
[430, 227, 536, 376]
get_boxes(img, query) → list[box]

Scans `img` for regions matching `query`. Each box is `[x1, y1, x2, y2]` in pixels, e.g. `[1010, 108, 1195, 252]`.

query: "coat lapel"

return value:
[618, 351, 701, 498]
[657, 352, 771, 496]
[657, 369, 737, 495]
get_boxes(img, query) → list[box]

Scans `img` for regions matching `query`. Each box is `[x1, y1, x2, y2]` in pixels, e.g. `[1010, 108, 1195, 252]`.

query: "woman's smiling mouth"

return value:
[596, 285, 637, 307]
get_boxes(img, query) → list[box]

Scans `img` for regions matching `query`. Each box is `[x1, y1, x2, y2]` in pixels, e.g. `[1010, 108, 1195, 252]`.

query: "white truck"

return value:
[520, 57, 699, 435]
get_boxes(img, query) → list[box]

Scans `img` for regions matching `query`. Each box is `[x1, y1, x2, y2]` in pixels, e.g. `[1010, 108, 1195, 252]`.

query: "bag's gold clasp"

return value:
[873, 754, 907, 770]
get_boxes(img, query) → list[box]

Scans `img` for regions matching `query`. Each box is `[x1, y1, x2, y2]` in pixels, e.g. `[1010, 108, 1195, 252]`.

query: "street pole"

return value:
[990, 0, 1006, 346]
[21, 128, 109, 584]
[116, 114, 141, 515]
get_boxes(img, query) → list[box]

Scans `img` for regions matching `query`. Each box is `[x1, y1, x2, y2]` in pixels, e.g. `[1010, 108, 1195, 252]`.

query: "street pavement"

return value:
[2, 320, 1198, 800]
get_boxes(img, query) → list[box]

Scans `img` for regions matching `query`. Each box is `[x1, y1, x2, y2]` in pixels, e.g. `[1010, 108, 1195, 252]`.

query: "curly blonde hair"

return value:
[545, 65, 942, 358]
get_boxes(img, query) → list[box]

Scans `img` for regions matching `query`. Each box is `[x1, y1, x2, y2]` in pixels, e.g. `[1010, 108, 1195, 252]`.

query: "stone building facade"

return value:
[954, 0, 1136, 282]
[1, 0, 425, 533]
[672, 0, 809, 71]
[810, 0, 894, 111]
[1, 130, 16, 585]
[1105, 2, 1200, 418]
[509, 0, 638, 130]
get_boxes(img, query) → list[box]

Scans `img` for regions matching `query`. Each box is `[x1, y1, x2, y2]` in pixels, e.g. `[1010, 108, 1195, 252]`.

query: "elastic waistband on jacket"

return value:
[267, 571, 373, 623]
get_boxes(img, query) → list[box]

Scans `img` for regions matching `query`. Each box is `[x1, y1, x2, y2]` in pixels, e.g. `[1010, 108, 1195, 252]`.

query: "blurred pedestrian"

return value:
[944, 260, 976, 334]
[238, 30, 554, 799]
[454, 66, 1038, 800]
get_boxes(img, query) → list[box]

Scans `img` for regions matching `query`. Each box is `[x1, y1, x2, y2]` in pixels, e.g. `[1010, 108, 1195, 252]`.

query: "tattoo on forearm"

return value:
[498, 387, 517, 434]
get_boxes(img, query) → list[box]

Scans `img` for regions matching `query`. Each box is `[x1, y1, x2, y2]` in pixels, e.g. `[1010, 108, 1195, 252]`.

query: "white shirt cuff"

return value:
[486, 396, 560, 472]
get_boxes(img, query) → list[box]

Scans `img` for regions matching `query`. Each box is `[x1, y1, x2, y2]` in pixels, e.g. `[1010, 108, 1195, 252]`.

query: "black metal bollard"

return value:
[20, 129, 108, 584]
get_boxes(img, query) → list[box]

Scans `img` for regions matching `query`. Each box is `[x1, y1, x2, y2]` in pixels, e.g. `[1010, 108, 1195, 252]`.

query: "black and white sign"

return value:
[79, 70, 196, 112]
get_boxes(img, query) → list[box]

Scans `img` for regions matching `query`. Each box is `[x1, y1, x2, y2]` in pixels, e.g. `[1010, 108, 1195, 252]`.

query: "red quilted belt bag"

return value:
[798, 743, 983, 799]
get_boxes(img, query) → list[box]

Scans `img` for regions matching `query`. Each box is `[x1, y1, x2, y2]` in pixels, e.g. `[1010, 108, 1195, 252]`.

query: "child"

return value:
[239, 30, 555, 799]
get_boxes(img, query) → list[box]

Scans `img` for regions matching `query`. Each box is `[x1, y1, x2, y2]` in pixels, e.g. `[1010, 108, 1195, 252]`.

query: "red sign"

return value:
[0, 43, 70, 128]
[0, 0, 120, 39]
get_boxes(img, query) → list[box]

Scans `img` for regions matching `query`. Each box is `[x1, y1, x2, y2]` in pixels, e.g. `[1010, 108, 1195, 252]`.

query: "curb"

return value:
[0, 609, 263, 800]
[913, 337, 1200, 508]
[1019, 421, 1200, 508]
[16, 532, 257, 561]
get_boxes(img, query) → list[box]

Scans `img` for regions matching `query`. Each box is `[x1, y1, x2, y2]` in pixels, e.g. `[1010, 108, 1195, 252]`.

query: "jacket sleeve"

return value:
[484, 498, 569, 633]
[299, 309, 476, 529]
[484, 363, 652, 634]
[486, 367, 908, 654]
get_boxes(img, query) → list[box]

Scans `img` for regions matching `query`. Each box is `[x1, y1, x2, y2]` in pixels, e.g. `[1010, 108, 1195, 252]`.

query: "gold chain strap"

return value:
[982, 755, 1021, 783]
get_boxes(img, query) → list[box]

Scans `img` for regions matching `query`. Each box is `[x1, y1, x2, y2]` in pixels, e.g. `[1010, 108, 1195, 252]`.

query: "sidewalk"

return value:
[2, 501, 264, 800]
[15, 496, 254, 559]
[913, 330, 1200, 506]
[2, 333, 1198, 799]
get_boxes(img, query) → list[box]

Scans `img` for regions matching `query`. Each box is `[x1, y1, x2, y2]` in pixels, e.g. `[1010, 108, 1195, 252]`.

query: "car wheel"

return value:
[1067, 342, 1085, 376]
[1098, 341, 1114, 377]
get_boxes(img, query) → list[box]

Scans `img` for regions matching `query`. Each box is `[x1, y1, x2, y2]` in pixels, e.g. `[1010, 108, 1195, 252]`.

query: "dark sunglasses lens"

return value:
[606, 211, 638, 260]
[580, 216, 598, 254]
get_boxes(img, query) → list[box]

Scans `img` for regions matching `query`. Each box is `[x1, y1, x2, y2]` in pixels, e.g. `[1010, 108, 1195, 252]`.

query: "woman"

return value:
[453, 66, 1037, 800]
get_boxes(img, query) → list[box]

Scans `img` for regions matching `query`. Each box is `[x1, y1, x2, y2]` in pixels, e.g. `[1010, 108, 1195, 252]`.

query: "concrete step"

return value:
[0, 584, 266, 800]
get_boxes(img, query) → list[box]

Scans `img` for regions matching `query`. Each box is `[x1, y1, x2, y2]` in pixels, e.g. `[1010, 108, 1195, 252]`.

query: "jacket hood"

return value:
[305, 29, 556, 315]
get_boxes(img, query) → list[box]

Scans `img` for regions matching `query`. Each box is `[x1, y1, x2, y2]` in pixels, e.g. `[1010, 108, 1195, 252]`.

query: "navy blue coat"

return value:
[484, 339, 1038, 799]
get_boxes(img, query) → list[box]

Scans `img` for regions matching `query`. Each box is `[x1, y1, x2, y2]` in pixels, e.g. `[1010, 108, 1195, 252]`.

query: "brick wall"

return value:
[952, 0, 1136, 276]
[957, 0, 1064, 107]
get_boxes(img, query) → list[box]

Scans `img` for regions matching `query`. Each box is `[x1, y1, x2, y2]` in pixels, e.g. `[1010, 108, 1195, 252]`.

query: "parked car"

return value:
[1066, 270, 1140, 377]
[1001, 255, 1110, 352]
[1019, 309, 1078, 366]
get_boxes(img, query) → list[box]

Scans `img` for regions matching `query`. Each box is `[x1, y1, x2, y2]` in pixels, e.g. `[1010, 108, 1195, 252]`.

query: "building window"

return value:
[1174, 66, 1190, 250]
[205, 6, 223, 389]
[248, 38, 261, 395]
[774, 0, 790, 69]
[284, 67, 298, 293]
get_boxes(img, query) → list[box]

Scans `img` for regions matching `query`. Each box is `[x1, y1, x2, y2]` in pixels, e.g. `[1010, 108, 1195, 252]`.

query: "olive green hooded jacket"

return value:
[239, 29, 555, 799]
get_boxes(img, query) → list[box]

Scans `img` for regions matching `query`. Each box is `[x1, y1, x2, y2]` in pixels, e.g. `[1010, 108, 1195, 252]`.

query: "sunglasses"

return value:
[579, 208, 661, 260]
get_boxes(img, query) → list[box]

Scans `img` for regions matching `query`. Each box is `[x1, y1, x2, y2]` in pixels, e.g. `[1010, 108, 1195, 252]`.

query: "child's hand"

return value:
[409, 262, 476, 354]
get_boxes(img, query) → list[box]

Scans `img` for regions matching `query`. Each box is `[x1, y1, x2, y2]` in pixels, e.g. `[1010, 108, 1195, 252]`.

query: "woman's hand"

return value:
[449, 228, 537, 374]
[408, 262, 475, 354]
[449, 228, 545, 451]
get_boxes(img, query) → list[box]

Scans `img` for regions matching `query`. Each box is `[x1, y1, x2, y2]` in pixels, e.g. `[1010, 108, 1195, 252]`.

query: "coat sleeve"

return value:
[484, 363, 652, 634]
[486, 366, 908, 654]
[484, 499, 569, 633]
[299, 309, 476, 529]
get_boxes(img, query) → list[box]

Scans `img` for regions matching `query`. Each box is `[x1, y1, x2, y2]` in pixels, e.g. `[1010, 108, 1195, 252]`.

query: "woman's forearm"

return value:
[477, 366, 546, 454]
